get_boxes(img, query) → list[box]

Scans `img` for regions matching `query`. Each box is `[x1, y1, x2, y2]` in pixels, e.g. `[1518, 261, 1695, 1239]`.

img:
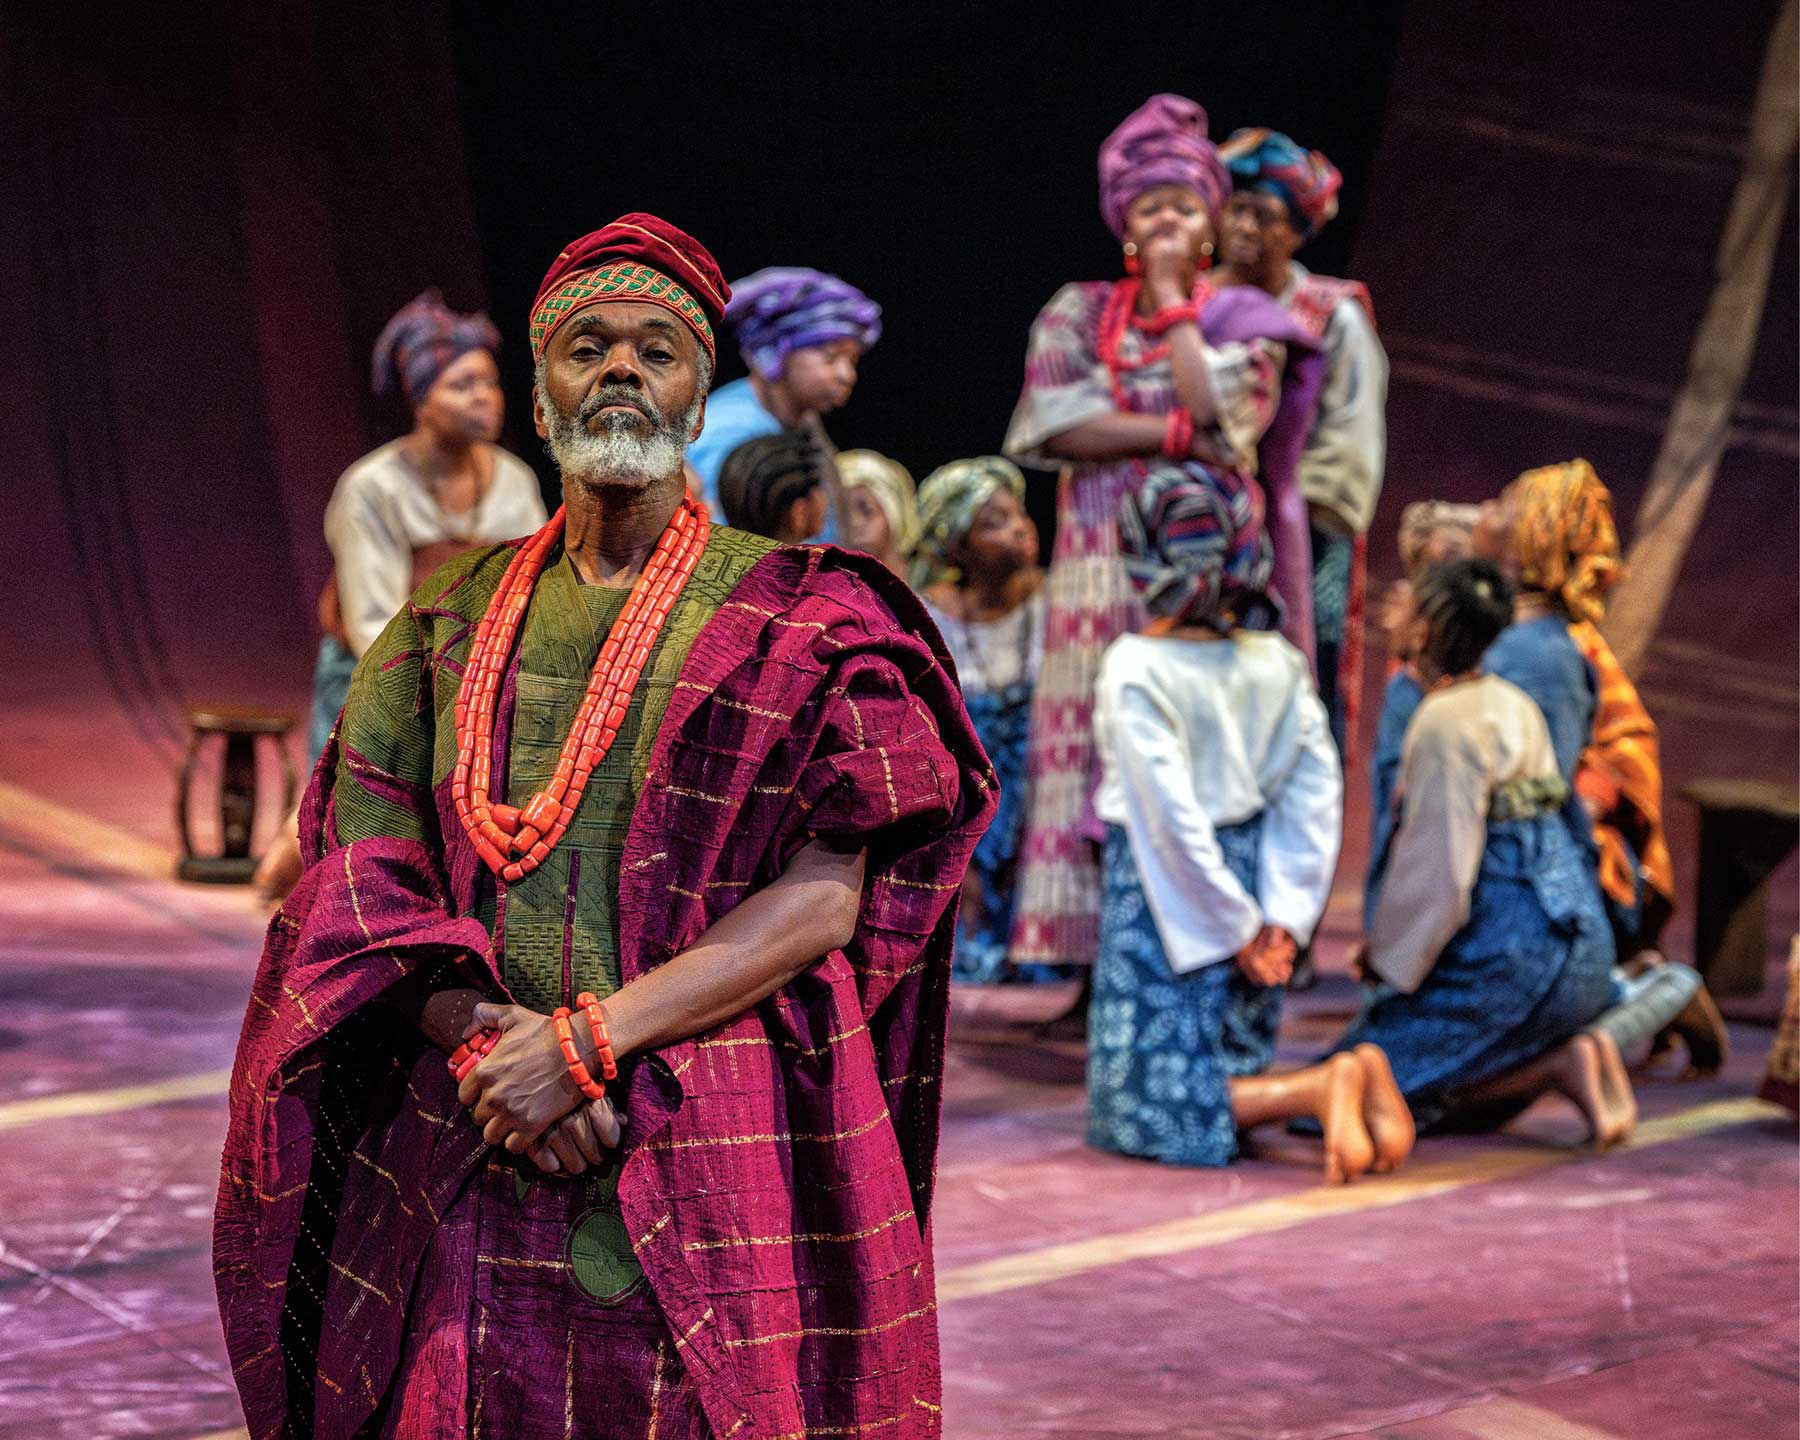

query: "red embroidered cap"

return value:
[529, 213, 730, 364]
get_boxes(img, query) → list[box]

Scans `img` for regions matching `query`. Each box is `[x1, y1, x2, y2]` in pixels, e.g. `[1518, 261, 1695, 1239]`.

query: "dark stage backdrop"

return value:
[3, 0, 487, 725]
[4, 0, 1793, 950]
[447, 0, 1407, 526]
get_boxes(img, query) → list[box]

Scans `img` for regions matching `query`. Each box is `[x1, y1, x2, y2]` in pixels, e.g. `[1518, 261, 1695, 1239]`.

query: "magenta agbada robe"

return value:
[213, 544, 995, 1439]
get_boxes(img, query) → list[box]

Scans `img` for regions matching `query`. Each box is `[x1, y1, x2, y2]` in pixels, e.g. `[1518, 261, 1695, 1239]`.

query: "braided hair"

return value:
[1412, 557, 1514, 678]
[717, 428, 824, 540]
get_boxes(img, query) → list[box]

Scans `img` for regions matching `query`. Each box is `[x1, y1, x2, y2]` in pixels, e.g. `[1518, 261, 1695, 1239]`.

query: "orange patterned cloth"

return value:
[1569, 620, 1676, 915]
[1506, 459, 1623, 625]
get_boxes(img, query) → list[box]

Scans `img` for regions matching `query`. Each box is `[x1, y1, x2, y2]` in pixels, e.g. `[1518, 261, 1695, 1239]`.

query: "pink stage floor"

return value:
[0, 695, 1794, 1439]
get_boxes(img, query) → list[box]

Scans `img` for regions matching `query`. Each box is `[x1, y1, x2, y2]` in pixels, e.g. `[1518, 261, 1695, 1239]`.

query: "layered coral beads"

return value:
[451, 497, 710, 882]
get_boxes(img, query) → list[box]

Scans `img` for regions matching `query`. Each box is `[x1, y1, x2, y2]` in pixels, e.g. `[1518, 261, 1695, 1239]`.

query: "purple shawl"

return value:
[1200, 282, 1329, 663]
[214, 545, 995, 1439]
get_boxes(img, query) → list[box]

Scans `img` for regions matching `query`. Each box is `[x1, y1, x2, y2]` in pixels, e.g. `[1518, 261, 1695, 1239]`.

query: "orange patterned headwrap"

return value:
[1504, 459, 1623, 624]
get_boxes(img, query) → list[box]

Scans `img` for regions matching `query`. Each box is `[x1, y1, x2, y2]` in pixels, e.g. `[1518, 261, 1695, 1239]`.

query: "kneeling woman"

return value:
[1088, 471, 1411, 1183]
[917, 458, 1046, 982]
[1342, 558, 1630, 1144]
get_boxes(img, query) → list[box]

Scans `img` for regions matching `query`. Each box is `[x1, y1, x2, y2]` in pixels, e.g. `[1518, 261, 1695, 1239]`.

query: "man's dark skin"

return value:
[392, 298, 867, 1177]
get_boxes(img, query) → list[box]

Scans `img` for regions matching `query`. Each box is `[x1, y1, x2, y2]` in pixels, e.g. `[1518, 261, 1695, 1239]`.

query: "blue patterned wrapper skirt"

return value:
[953, 683, 1033, 982]
[1087, 815, 1283, 1166]
[1335, 813, 1616, 1130]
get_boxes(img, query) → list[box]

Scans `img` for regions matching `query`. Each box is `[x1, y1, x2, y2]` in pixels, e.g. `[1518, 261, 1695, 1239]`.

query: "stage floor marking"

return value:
[0, 1069, 235, 1131]
[0, 779, 175, 880]
[1428, 1398, 1626, 1439]
[935, 1097, 1783, 1303]
[171, 1096, 1777, 1440]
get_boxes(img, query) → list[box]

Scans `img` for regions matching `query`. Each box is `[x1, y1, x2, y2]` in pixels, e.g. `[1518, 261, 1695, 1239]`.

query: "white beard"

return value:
[540, 389, 699, 490]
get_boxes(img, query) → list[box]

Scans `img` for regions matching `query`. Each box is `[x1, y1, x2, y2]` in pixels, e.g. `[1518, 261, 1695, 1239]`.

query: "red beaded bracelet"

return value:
[575, 992, 619, 1082]
[1163, 407, 1195, 461]
[448, 1027, 499, 1082]
[552, 1007, 608, 1102]
[1141, 302, 1198, 336]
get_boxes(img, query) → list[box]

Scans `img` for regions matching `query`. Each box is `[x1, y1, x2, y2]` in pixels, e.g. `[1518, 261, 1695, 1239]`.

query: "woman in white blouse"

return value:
[1088, 470, 1413, 1183]
[260, 292, 546, 902]
[1343, 558, 1631, 1146]
[309, 291, 547, 764]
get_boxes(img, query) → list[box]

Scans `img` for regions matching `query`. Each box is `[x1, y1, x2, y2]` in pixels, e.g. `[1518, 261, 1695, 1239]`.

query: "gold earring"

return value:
[1122, 241, 1138, 257]
[1201, 240, 1215, 256]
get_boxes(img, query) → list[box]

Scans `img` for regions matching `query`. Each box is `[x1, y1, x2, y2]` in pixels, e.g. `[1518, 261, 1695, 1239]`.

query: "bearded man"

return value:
[214, 214, 993, 1439]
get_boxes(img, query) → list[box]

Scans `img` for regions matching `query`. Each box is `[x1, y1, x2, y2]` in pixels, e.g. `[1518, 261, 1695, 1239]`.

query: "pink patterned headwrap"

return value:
[1098, 93, 1230, 240]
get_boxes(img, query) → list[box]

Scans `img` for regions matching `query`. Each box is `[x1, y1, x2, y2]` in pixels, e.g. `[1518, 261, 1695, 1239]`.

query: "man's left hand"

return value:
[526, 1095, 625, 1175]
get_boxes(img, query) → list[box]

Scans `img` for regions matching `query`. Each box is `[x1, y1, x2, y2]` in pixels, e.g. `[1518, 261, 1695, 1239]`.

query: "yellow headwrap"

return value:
[1505, 459, 1624, 624]
[835, 449, 920, 557]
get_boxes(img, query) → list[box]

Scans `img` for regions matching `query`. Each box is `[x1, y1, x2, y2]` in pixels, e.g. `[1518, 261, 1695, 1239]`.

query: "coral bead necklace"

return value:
[451, 496, 709, 883]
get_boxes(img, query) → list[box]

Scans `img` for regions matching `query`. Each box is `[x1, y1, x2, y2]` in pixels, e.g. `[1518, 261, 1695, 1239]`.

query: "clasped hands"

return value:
[454, 1001, 622, 1177]
[1235, 923, 1298, 988]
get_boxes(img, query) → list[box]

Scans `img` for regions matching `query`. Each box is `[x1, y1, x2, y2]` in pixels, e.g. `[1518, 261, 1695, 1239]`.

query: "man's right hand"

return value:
[526, 1094, 625, 1176]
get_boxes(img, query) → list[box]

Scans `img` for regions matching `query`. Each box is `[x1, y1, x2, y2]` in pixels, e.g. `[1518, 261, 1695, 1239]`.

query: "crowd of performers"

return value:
[224, 93, 1731, 1437]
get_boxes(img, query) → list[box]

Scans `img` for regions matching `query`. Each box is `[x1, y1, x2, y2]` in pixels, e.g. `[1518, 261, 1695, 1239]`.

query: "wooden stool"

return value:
[1680, 779, 1800, 999]
[177, 706, 298, 883]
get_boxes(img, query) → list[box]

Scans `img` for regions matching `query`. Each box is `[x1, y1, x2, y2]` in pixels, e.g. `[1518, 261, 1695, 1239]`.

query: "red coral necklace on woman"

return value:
[1095, 275, 1218, 409]
[451, 496, 710, 883]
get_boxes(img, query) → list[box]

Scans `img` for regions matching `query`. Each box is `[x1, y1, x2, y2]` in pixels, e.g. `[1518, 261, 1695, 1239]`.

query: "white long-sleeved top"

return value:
[1093, 630, 1342, 971]
[1369, 674, 1561, 993]
[324, 440, 548, 657]
[1282, 262, 1388, 536]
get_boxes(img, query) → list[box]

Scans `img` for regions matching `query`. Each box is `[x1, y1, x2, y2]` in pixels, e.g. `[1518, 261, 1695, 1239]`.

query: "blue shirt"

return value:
[1483, 616, 1596, 786]
[687, 377, 782, 524]
[686, 376, 840, 541]
[1365, 667, 1424, 923]
[1483, 614, 1600, 858]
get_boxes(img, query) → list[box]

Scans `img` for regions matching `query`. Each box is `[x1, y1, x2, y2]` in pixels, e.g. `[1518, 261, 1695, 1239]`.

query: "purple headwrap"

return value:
[1097, 93, 1231, 240]
[723, 267, 882, 379]
[371, 289, 501, 402]
[1224, 128, 1343, 240]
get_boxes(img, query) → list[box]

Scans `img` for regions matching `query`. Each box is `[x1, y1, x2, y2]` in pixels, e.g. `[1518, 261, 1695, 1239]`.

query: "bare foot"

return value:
[1547, 1033, 1633, 1150]
[1619, 947, 1665, 980]
[1589, 1029, 1638, 1147]
[1662, 982, 1729, 1077]
[1319, 1052, 1375, 1185]
[1354, 1044, 1415, 1173]
[253, 830, 305, 906]
[1543, 1033, 1609, 1148]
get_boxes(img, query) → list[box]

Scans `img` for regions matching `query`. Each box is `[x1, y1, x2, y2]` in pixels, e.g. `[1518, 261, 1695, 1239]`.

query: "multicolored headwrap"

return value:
[529, 213, 729, 366]
[1117, 468, 1281, 629]
[915, 457, 1026, 572]
[836, 450, 920, 556]
[1223, 128, 1343, 240]
[1097, 93, 1231, 240]
[1504, 459, 1624, 624]
[371, 289, 501, 402]
[724, 268, 882, 379]
[1398, 500, 1481, 583]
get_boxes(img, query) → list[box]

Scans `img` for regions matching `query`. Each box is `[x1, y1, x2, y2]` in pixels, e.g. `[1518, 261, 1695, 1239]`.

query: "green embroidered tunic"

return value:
[331, 524, 775, 1299]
